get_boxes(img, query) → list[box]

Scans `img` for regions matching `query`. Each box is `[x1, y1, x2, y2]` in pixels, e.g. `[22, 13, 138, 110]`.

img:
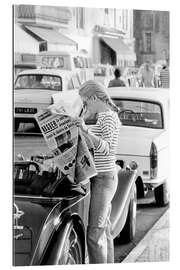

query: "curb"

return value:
[122, 209, 169, 263]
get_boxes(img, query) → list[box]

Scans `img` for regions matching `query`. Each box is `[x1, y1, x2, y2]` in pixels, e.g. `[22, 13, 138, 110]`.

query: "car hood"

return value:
[14, 89, 59, 105]
[116, 126, 167, 156]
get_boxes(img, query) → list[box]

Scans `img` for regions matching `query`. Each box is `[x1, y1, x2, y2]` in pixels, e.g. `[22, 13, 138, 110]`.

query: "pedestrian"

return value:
[160, 59, 170, 88]
[108, 68, 126, 87]
[139, 61, 155, 87]
[74, 80, 121, 264]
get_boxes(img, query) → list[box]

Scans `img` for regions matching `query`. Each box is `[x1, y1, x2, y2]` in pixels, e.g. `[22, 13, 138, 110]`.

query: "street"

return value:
[13, 4, 170, 266]
[114, 190, 169, 262]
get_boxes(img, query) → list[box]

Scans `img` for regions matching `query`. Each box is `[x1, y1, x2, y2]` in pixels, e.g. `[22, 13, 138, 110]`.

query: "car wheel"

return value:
[154, 182, 169, 207]
[119, 185, 137, 243]
[59, 227, 83, 264]
[45, 223, 83, 265]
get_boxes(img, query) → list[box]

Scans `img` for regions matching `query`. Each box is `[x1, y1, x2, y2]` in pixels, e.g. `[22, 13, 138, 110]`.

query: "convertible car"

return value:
[13, 118, 137, 266]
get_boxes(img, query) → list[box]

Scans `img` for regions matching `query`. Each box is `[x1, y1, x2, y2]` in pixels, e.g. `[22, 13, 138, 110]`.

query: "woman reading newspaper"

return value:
[74, 80, 121, 264]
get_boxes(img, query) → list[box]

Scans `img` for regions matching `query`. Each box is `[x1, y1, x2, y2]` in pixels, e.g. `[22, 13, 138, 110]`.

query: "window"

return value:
[39, 41, 47, 52]
[122, 10, 125, 30]
[72, 75, 81, 89]
[76, 7, 84, 29]
[145, 32, 152, 53]
[125, 10, 128, 30]
[105, 8, 109, 14]
[155, 13, 160, 32]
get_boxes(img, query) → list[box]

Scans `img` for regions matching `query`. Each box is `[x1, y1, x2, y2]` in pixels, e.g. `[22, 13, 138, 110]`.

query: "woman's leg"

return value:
[87, 170, 118, 264]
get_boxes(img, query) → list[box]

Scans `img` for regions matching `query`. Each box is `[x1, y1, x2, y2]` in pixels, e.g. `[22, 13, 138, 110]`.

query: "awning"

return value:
[24, 25, 77, 46]
[14, 24, 40, 54]
[101, 37, 136, 61]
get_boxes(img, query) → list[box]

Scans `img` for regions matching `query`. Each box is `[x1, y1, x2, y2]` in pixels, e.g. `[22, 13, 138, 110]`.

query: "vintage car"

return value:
[106, 87, 169, 206]
[13, 118, 137, 266]
[14, 68, 81, 127]
[51, 87, 169, 207]
[93, 64, 114, 87]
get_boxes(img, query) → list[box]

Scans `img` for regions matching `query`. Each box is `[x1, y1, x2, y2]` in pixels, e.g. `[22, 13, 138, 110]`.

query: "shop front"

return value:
[93, 25, 136, 68]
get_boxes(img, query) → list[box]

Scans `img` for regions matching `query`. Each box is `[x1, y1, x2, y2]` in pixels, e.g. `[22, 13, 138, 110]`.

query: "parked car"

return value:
[85, 87, 170, 206]
[14, 69, 81, 125]
[13, 118, 138, 266]
[93, 64, 114, 87]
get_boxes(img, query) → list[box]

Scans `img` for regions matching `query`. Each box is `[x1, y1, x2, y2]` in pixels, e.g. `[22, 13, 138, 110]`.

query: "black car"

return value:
[13, 117, 138, 266]
[13, 159, 137, 266]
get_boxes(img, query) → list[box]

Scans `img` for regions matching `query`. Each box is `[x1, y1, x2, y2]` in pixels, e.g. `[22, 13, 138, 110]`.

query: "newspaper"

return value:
[35, 107, 97, 183]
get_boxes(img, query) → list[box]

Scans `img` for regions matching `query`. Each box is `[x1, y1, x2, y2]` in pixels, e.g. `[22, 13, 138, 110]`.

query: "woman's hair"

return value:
[79, 80, 120, 113]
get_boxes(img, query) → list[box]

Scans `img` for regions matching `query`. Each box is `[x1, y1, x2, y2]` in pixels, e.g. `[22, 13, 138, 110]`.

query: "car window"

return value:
[14, 118, 41, 134]
[85, 99, 163, 129]
[94, 67, 106, 76]
[15, 74, 62, 91]
[114, 99, 163, 129]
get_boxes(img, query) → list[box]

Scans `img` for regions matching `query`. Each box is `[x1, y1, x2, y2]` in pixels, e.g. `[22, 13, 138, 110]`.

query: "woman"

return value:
[74, 80, 121, 264]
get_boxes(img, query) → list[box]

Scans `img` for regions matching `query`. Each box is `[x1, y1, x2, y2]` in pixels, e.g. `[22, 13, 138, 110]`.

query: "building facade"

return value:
[14, 4, 136, 68]
[133, 10, 169, 66]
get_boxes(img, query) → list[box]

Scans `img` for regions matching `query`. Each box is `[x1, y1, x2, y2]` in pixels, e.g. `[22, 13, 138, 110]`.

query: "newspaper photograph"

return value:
[35, 107, 97, 183]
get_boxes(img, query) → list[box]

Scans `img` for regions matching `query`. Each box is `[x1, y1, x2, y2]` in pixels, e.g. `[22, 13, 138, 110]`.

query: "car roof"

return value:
[16, 68, 75, 77]
[108, 87, 170, 103]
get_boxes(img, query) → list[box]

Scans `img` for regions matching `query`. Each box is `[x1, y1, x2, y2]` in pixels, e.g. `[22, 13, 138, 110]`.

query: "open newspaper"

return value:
[35, 92, 97, 183]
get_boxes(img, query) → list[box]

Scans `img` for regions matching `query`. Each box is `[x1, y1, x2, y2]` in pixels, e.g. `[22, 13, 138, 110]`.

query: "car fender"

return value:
[40, 213, 86, 265]
[110, 168, 137, 238]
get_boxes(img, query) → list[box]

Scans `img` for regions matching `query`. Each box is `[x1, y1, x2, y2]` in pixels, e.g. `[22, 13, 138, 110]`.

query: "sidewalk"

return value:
[123, 209, 169, 263]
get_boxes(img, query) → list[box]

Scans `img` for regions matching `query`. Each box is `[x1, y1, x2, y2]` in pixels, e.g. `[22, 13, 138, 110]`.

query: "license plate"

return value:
[15, 107, 37, 114]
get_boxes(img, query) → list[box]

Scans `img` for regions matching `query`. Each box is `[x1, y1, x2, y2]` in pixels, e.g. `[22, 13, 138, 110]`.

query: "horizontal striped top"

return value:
[90, 110, 121, 172]
[160, 68, 169, 88]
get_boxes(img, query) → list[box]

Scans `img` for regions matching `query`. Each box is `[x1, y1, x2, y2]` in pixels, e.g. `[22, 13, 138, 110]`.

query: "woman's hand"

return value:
[73, 117, 88, 133]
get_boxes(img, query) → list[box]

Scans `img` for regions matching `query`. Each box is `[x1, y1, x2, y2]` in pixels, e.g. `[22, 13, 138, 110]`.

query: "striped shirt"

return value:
[160, 67, 169, 88]
[90, 110, 120, 172]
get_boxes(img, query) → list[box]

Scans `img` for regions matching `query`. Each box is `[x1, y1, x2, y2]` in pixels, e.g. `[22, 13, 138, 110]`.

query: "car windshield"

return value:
[85, 99, 163, 129]
[15, 74, 62, 91]
[14, 118, 42, 135]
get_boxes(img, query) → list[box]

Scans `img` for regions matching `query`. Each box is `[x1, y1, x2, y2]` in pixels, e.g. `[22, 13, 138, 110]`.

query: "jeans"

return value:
[87, 170, 118, 264]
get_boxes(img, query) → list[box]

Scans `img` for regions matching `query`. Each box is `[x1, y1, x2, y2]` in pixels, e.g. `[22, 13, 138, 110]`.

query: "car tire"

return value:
[154, 182, 169, 207]
[119, 185, 137, 243]
[136, 178, 145, 199]
[45, 223, 83, 265]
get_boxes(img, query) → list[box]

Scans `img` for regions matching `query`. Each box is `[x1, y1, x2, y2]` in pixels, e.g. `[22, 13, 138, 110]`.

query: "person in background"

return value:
[139, 61, 155, 87]
[74, 80, 121, 264]
[160, 59, 170, 88]
[31, 75, 44, 88]
[108, 68, 126, 87]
